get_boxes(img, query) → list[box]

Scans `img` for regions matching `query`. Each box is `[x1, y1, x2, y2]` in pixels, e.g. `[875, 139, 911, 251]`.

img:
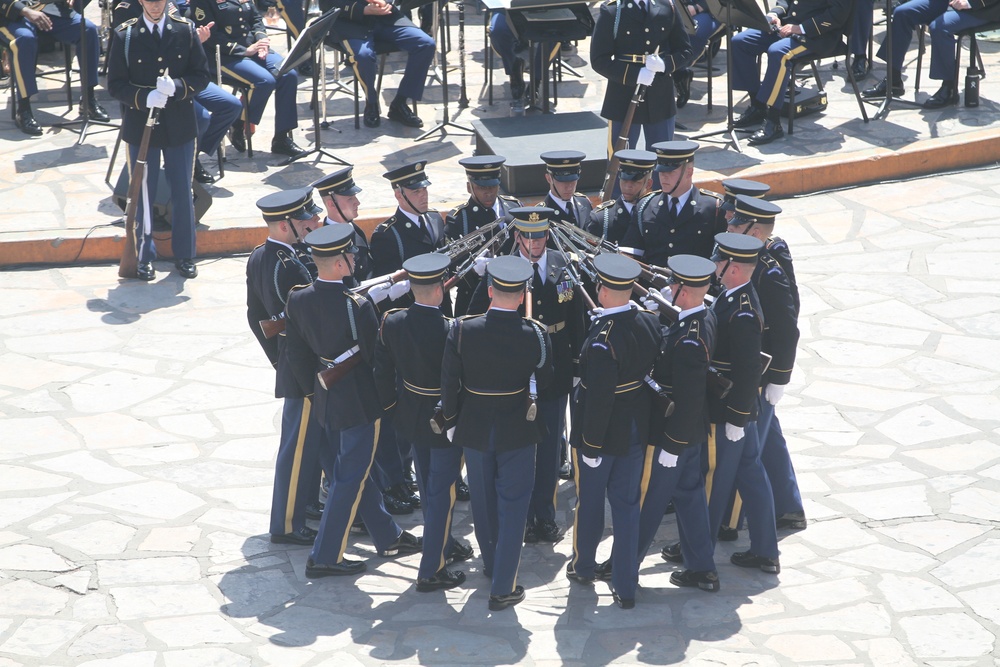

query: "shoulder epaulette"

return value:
[526, 317, 545, 330]
[168, 11, 191, 23]
[116, 17, 138, 30]
[252, 241, 265, 251]
[698, 188, 723, 201]
[346, 291, 366, 306]
[767, 235, 788, 251]
[499, 194, 519, 202]
[384, 307, 405, 317]
[115, 1, 131, 8]
[605, 0, 619, 5]
[594, 200, 615, 211]
[375, 216, 398, 232]
[685, 317, 702, 341]
[574, 192, 588, 199]
[458, 313, 483, 321]
[288, 283, 309, 295]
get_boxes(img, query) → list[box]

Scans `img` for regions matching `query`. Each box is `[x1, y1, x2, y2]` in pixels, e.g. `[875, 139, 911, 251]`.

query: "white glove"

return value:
[659, 286, 673, 300]
[589, 306, 605, 323]
[156, 74, 176, 97]
[636, 67, 655, 87]
[473, 255, 491, 277]
[640, 296, 658, 311]
[582, 455, 602, 468]
[146, 90, 168, 109]
[446, 427, 455, 442]
[573, 376, 581, 387]
[764, 384, 785, 406]
[367, 283, 390, 304]
[658, 450, 679, 468]
[725, 423, 745, 442]
[388, 279, 410, 301]
[645, 53, 666, 73]
[628, 300, 641, 310]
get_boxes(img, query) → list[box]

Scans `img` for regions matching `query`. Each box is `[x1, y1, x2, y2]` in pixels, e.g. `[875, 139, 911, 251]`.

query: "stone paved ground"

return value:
[1, 165, 999, 666]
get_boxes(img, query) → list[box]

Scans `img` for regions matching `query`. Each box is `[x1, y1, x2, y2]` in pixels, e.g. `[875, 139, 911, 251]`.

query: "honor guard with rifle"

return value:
[440, 256, 554, 611]
[719, 178, 771, 221]
[587, 149, 656, 244]
[284, 224, 422, 578]
[247, 188, 326, 547]
[468, 207, 585, 544]
[373, 253, 474, 593]
[541, 151, 593, 229]
[704, 232, 780, 575]
[445, 155, 521, 316]
[313, 166, 375, 283]
[565, 254, 661, 610]
[1, 0, 109, 135]
[108, 0, 210, 281]
[619, 140, 726, 267]
[726, 196, 805, 532]
[590, 0, 692, 152]
[635, 254, 720, 593]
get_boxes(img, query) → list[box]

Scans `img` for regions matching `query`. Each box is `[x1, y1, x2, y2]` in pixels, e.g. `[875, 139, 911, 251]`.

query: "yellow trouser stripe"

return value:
[726, 491, 743, 530]
[1, 27, 28, 99]
[221, 65, 254, 122]
[766, 44, 809, 108]
[607, 121, 614, 160]
[569, 446, 582, 570]
[638, 445, 655, 509]
[341, 40, 370, 100]
[337, 418, 381, 563]
[437, 479, 458, 573]
[704, 423, 718, 501]
[277, 2, 301, 39]
[283, 397, 312, 534]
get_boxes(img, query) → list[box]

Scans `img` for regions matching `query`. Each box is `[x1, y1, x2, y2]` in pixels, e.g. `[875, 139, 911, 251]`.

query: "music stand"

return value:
[54, 4, 119, 145]
[871, 0, 923, 120]
[416, 0, 475, 140]
[276, 8, 349, 166]
[689, 0, 769, 153]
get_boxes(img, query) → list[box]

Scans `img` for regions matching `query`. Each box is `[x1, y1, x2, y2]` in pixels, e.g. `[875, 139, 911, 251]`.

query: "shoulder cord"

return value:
[125, 23, 132, 67]
[346, 298, 359, 341]
[530, 321, 547, 369]
[613, 1, 622, 38]
[390, 226, 405, 264]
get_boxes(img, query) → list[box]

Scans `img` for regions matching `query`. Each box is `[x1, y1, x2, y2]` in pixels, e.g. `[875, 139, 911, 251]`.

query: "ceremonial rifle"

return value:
[118, 108, 159, 279]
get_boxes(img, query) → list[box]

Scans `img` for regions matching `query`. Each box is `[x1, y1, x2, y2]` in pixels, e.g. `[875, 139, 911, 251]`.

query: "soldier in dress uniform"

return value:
[719, 178, 770, 222]
[565, 254, 661, 609]
[191, 0, 305, 157]
[619, 140, 726, 267]
[586, 149, 656, 243]
[312, 166, 374, 283]
[540, 151, 594, 229]
[635, 254, 719, 593]
[445, 155, 521, 316]
[704, 232, 780, 575]
[468, 208, 585, 544]
[727, 196, 805, 532]
[284, 224, 421, 578]
[107, 0, 210, 282]
[590, 0, 692, 151]
[247, 188, 325, 546]
[373, 253, 474, 592]
[440, 256, 554, 611]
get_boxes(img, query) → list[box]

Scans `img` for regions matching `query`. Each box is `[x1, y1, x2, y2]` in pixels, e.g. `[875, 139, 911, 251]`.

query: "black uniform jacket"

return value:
[544, 192, 594, 230]
[766, 235, 799, 316]
[572, 306, 662, 457]
[651, 306, 716, 454]
[374, 304, 451, 448]
[590, 0, 692, 124]
[191, 0, 266, 61]
[441, 309, 554, 452]
[445, 194, 520, 317]
[586, 197, 635, 244]
[284, 280, 383, 431]
[621, 187, 725, 267]
[708, 282, 764, 427]
[246, 239, 314, 399]
[770, 0, 849, 53]
[753, 253, 799, 387]
[107, 11, 209, 146]
[467, 250, 585, 399]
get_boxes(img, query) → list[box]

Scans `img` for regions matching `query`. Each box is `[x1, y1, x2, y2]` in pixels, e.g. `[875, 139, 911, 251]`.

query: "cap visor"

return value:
[470, 177, 501, 187]
[552, 173, 580, 182]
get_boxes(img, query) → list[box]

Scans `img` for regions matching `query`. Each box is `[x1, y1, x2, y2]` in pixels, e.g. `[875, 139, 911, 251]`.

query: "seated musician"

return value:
[673, 0, 721, 108]
[489, 12, 556, 114]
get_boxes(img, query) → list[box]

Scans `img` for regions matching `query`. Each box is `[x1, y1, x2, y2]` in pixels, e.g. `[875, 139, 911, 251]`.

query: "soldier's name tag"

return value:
[556, 280, 574, 303]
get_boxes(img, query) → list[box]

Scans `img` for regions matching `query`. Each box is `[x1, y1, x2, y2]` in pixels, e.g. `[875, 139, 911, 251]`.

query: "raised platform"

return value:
[473, 111, 609, 196]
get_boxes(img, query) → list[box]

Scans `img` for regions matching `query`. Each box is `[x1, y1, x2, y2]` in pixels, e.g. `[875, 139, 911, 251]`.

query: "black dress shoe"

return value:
[404, 466, 418, 492]
[612, 590, 635, 609]
[229, 119, 247, 152]
[306, 557, 366, 578]
[388, 100, 423, 128]
[862, 77, 904, 99]
[446, 540, 474, 564]
[923, 83, 958, 109]
[387, 483, 419, 510]
[304, 502, 324, 520]
[270, 526, 317, 545]
[558, 460, 572, 480]
[594, 558, 613, 581]
[718, 526, 738, 542]
[733, 103, 767, 129]
[136, 262, 156, 282]
[175, 259, 198, 279]
[670, 569, 720, 592]
[270, 132, 307, 158]
[80, 92, 110, 122]
[776, 512, 808, 530]
[535, 519, 562, 543]
[382, 490, 413, 516]
[523, 521, 538, 544]
[661, 542, 683, 563]
[730, 550, 780, 574]
[566, 564, 595, 585]
[416, 567, 466, 592]
[15, 97, 43, 136]
[850, 55, 870, 81]
[193, 158, 216, 184]
[674, 68, 694, 108]
[363, 100, 381, 128]
[488, 585, 525, 611]
[748, 118, 785, 146]
[379, 529, 422, 557]
[455, 479, 470, 501]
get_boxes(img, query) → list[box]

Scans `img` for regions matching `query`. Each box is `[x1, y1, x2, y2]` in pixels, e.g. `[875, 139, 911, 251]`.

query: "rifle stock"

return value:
[118, 108, 159, 279]
[316, 353, 364, 390]
[259, 314, 285, 339]
[351, 268, 408, 295]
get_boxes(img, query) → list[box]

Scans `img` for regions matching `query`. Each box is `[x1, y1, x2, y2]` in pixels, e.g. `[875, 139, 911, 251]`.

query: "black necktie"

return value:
[532, 262, 543, 290]
[152, 23, 161, 43]
[670, 197, 679, 219]
[566, 202, 576, 226]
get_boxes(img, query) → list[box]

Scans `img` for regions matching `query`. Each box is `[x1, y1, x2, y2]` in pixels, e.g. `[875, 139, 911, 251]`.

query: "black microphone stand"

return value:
[416, 0, 474, 140]
[871, 0, 922, 120]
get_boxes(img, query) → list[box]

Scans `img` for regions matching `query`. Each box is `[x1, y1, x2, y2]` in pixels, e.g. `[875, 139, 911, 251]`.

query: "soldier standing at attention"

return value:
[566, 254, 661, 610]
[313, 166, 375, 283]
[440, 256, 553, 611]
[540, 151, 594, 230]
[284, 224, 421, 578]
[586, 150, 656, 244]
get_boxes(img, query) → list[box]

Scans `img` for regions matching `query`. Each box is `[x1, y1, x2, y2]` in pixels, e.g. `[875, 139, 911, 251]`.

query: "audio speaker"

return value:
[113, 165, 212, 228]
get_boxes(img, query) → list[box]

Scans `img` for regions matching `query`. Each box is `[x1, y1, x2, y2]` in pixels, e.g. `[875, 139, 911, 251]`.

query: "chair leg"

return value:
[65, 46, 73, 110]
[915, 26, 925, 93]
[354, 71, 360, 129]
[242, 91, 253, 158]
[788, 63, 796, 135]
[845, 49, 870, 123]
